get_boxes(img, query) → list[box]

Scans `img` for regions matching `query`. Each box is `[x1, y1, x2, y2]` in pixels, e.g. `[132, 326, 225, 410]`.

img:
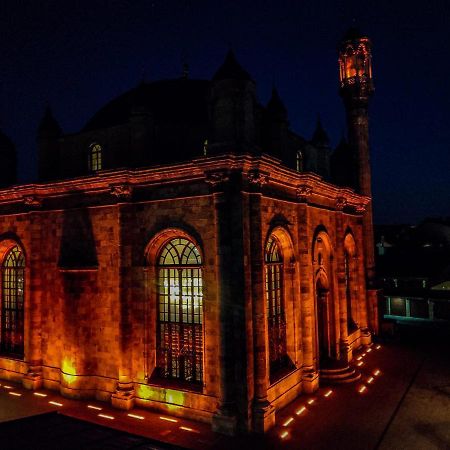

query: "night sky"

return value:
[1, 0, 449, 224]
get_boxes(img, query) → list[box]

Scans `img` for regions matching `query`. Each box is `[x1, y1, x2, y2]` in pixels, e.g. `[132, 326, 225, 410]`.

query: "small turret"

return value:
[37, 106, 62, 181]
[0, 129, 17, 187]
[209, 50, 257, 154]
[264, 87, 289, 159]
[311, 116, 330, 148]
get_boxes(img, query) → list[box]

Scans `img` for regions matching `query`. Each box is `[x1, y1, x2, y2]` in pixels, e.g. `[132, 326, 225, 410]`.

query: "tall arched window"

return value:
[265, 236, 287, 378]
[157, 238, 203, 385]
[1, 245, 25, 357]
[89, 143, 102, 171]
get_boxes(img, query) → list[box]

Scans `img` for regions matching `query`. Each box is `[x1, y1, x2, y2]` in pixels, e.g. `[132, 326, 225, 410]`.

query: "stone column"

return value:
[23, 210, 43, 390]
[112, 198, 135, 410]
[297, 195, 318, 393]
[335, 209, 351, 364]
[209, 171, 242, 435]
[248, 191, 275, 433]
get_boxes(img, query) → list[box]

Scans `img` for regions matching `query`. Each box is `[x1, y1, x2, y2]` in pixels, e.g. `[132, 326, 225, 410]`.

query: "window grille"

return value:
[157, 238, 203, 384]
[1, 246, 25, 357]
[264, 236, 287, 376]
[89, 143, 102, 171]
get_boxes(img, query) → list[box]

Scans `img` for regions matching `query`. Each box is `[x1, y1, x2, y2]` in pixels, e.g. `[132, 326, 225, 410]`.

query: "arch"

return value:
[296, 150, 303, 172]
[344, 231, 359, 331]
[147, 230, 204, 385]
[0, 241, 25, 357]
[264, 226, 295, 381]
[312, 228, 335, 366]
[312, 226, 334, 265]
[88, 142, 102, 171]
[145, 227, 204, 268]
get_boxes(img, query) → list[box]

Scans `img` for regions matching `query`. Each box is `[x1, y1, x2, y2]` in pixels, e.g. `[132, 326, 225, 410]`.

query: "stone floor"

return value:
[0, 324, 448, 449]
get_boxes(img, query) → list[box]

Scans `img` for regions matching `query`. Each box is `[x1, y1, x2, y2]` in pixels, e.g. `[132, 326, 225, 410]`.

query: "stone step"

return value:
[320, 365, 361, 384]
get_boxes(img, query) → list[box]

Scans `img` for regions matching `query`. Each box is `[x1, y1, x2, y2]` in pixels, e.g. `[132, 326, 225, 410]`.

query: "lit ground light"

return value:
[367, 376, 374, 384]
[128, 413, 145, 420]
[159, 416, 177, 423]
[87, 405, 102, 411]
[180, 426, 200, 433]
[283, 417, 294, 427]
[98, 413, 115, 420]
[357, 361, 364, 367]
[9, 392, 22, 397]
[49, 401, 63, 406]
[280, 430, 289, 439]
[33, 392, 47, 397]
[307, 398, 315, 405]
[358, 385, 368, 394]
[324, 389, 333, 398]
[296, 406, 306, 415]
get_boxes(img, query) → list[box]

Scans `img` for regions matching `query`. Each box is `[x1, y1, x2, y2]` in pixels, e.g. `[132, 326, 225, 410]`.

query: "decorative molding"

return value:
[23, 195, 43, 208]
[355, 203, 367, 213]
[204, 170, 230, 188]
[335, 197, 347, 211]
[296, 184, 313, 203]
[110, 183, 132, 200]
[247, 169, 269, 187]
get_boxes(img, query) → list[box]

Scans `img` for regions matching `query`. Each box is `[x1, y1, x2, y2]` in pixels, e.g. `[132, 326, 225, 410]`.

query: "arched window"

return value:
[344, 251, 356, 331]
[89, 143, 102, 171]
[157, 238, 203, 385]
[265, 236, 287, 378]
[1, 245, 25, 357]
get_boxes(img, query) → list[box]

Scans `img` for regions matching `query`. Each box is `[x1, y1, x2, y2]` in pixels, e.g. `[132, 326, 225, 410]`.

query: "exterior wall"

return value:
[0, 155, 373, 433]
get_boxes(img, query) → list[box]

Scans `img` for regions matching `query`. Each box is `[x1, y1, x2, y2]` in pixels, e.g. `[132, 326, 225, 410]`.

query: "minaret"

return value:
[338, 29, 377, 320]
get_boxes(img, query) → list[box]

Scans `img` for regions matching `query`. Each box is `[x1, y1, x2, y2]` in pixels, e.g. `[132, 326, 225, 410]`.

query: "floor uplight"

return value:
[49, 401, 63, 406]
[128, 413, 145, 420]
[367, 348, 372, 353]
[87, 405, 102, 411]
[374, 369, 381, 376]
[283, 417, 294, 426]
[296, 406, 306, 415]
[307, 399, 315, 405]
[324, 390, 332, 397]
[358, 385, 367, 394]
[357, 361, 364, 367]
[180, 426, 199, 433]
[3, 385, 13, 389]
[280, 430, 289, 439]
[159, 416, 177, 423]
[33, 392, 47, 397]
[376, 345, 381, 350]
[98, 414, 114, 420]
[367, 377, 374, 384]
[9, 392, 22, 397]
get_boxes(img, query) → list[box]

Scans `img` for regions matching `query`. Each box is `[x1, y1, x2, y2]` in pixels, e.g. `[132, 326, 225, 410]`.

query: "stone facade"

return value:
[0, 29, 379, 434]
[0, 154, 373, 433]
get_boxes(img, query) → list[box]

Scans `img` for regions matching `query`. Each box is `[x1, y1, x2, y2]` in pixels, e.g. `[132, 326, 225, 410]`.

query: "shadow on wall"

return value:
[59, 208, 98, 269]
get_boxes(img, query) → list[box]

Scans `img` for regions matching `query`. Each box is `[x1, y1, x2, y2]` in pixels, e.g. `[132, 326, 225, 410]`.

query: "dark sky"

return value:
[1, 0, 449, 224]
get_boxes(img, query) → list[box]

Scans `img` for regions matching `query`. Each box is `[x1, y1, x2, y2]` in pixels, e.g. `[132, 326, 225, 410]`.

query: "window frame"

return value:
[0, 245, 25, 358]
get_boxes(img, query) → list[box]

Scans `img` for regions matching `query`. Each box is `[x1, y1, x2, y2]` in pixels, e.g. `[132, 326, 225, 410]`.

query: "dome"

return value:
[83, 78, 210, 132]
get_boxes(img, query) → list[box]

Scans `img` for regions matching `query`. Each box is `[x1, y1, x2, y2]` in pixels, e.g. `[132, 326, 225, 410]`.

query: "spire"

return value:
[267, 86, 287, 119]
[38, 105, 62, 137]
[212, 49, 253, 81]
[311, 115, 330, 147]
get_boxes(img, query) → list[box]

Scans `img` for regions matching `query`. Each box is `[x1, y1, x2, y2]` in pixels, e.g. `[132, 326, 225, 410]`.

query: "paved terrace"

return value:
[0, 325, 449, 449]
